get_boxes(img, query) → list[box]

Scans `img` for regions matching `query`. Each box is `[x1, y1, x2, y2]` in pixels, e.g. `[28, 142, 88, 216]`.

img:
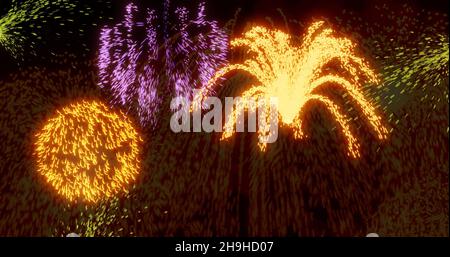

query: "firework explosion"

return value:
[0, 1, 447, 238]
[34, 100, 142, 203]
[0, 0, 110, 60]
[98, 1, 228, 127]
[193, 21, 388, 157]
[0, 64, 102, 235]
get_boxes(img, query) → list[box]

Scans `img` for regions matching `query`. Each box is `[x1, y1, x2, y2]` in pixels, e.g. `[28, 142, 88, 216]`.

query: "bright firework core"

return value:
[193, 21, 389, 157]
[34, 100, 143, 203]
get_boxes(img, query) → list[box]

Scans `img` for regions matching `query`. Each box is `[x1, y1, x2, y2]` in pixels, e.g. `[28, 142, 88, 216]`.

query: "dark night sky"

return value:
[207, 0, 448, 23]
[0, 0, 448, 77]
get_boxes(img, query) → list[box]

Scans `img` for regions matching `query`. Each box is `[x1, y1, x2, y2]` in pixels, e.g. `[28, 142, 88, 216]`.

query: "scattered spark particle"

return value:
[0, 0, 111, 60]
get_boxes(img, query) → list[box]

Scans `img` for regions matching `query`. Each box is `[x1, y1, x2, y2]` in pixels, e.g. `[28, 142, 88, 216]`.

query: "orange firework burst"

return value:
[193, 21, 389, 158]
[34, 100, 142, 203]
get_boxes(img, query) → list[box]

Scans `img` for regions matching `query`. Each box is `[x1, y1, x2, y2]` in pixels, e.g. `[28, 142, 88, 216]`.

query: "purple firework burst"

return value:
[98, 1, 228, 127]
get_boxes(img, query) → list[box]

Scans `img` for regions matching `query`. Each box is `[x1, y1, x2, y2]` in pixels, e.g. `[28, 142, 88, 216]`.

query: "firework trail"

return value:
[0, 0, 110, 60]
[98, 1, 228, 127]
[193, 21, 388, 157]
[193, 8, 448, 236]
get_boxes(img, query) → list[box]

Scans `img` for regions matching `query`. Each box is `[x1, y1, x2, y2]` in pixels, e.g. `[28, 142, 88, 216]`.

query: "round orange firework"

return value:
[34, 100, 142, 203]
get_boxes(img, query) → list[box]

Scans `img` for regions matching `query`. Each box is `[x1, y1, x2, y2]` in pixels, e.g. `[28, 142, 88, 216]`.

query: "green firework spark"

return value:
[383, 35, 448, 93]
[0, 0, 110, 60]
[360, 33, 449, 120]
[333, 5, 448, 121]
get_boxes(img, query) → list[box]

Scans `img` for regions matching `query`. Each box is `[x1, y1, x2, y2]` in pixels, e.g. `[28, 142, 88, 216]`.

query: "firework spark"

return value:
[98, 1, 228, 127]
[380, 35, 449, 107]
[193, 21, 388, 157]
[34, 100, 142, 203]
[0, 0, 110, 60]
[334, 5, 449, 114]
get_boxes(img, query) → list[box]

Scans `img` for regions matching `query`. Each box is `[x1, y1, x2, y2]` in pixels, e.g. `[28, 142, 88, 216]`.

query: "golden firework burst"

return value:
[193, 21, 389, 158]
[34, 100, 142, 203]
